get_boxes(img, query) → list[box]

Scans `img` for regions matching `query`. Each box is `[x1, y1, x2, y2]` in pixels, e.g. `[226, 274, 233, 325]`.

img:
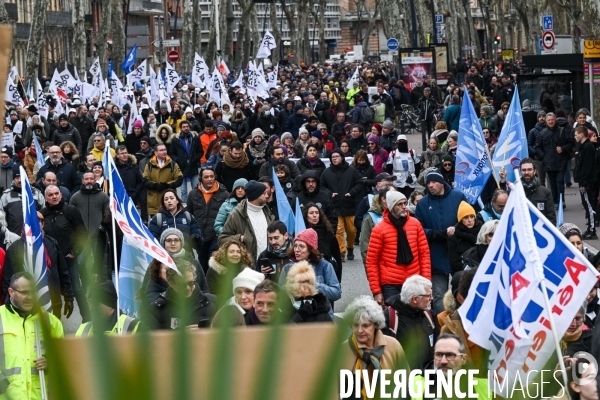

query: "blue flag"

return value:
[454, 86, 492, 204]
[271, 168, 294, 234]
[107, 59, 114, 83]
[118, 242, 153, 318]
[491, 86, 528, 183]
[20, 166, 52, 312]
[32, 133, 45, 170]
[121, 44, 137, 74]
[295, 197, 306, 234]
[556, 194, 564, 227]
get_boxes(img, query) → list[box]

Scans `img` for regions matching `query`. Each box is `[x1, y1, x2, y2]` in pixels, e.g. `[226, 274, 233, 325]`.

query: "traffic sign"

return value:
[435, 14, 443, 24]
[289, 53, 295, 59]
[584, 40, 600, 59]
[542, 31, 555, 50]
[168, 50, 180, 62]
[389, 50, 398, 56]
[386, 38, 399, 51]
[153, 39, 180, 47]
[543, 15, 553, 31]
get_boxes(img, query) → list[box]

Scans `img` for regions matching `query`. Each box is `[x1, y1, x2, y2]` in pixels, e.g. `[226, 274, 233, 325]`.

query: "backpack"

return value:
[387, 306, 435, 335]
[372, 103, 385, 123]
[155, 211, 193, 227]
[359, 105, 373, 124]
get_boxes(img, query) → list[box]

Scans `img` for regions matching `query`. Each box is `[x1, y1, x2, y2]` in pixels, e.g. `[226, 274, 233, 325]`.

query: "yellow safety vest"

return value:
[75, 314, 141, 337]
[0, 305, 64, 400]
[411, 374, 490, 400]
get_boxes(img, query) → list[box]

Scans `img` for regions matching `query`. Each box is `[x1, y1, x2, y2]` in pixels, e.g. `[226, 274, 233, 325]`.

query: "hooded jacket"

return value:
[155, 123, 176, 155]
[414, 180, 466, 274]
[320, 160, 363, 216]
[574, 139, 597, 187]
[279, 258, 341, 310]
[171, 130, 203, 177]
[521, 178, 556, 225]
[284, 110, 308, 139]
[142, 155, 184, 215]
[185, 182, 229, 241]
[366, 210, 431, 294]
[295, 170, 336, 223]
[69, 183, 110, 234]
[214, 197, 240, 234]
[527, 121, 546, 159]
[0, 183, 44, 234]
[148, 208, 204, 244]
[229, 114, 250, 142]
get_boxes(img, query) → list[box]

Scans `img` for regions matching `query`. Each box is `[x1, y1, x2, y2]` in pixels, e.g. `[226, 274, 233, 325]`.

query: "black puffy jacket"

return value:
[185, 183, 229, 241]
[289, 293, 333, 323]
[52, 123, 83, 153]
[320, 161, 364, 216]
[527, 122, 546, 160]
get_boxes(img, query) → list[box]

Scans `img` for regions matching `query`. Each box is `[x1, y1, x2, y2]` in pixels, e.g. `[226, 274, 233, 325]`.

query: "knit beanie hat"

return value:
[281, 132, 294, 143]
[367, 134, 379, 144]
[244, 180, 267, 201]
[441, 153, 454, 163]
[386, 191, 407, 211]
[12, 164, 20, 178]
[160, 228, 185, 247]
[294, 228, 319, 250]
[89, 281, 118, 309]
[382, 120, 394, 129]
[457, 201, 476, 222]
[311, 130, 322, 140]
[425, 169, 446, 185]
[372, 123, 382, 134]
[252, 128, 265, 139]
[232, 268, 265, 293]
[269, 135, 280, 146]
[133, 119, 143, 128]
[232, 178, 248, 191]
[537, 110, 547, 119]
[330, 148, 344, 159]
[558, 223, 582, 236]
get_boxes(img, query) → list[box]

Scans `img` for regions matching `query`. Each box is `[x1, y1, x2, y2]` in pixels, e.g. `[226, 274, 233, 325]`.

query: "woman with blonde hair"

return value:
[207, 239, 254, 304]
[285, 261, 333, 323]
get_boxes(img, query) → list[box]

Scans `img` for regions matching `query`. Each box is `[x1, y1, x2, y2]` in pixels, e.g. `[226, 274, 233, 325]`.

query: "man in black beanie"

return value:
[75, 281, 142, 336]
[219, 180, 275, 262]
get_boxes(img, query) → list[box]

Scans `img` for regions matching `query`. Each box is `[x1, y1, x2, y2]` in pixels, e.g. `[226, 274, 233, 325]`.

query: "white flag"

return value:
[459, 179, 599, 397]
[89, 57, 101, 78]
[49, 69, 64, 94]
[209, 67, 230, 107]
[36, 79, 48, 119]
[8, 66, 18, 82]
[164, 62, 179, 93]
[127, 98, 140, 135]
[127, 59, 147, 83]
[59, 69, 79, 94]
[149, 68, 160, 107]
[346, 66, 360, 90]
[231, 71, 246, 94]
[191, 53, 208, 88]
[5, 77, 23, 106]
[267, 63, 278, 89]
[218, 60, 230, 76]
[256, 30, 277, 59]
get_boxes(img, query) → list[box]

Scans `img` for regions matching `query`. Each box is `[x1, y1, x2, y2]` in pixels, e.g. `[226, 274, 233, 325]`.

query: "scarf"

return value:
[387, 212, 414, 265]
[560, 325, 583, 353]
[223, 148, 249, 169]
[349, 333, 385, 400]
[248, 140, 268, 158]
[522, 177, 539, 193]
[267, 237, 292, 258]
[169, 247, 186, 259]
[306, 156, 319, 166]
[454, 222, 480, 245]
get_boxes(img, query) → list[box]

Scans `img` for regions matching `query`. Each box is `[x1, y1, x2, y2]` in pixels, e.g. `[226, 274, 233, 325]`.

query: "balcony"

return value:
[129, 0, 164, 16]
[47, 11, 72, 26]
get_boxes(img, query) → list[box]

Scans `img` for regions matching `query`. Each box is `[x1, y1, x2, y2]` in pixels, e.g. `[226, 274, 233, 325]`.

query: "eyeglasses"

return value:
[418, 293, 433, 298]
[487, 232, 494, 237]
[12, 288, 33, 297]
[573, 316, 584, 323]
[396, 201, 408, 207]
[165, 238, 181, 244]
[443, 162, 452, 167]
[94, 140, 103, 143]
[434, 352, 463, 361]
[368, 142, 376, 145]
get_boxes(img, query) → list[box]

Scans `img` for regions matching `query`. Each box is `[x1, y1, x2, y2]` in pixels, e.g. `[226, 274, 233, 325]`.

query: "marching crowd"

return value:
[1, 56, 600, 400]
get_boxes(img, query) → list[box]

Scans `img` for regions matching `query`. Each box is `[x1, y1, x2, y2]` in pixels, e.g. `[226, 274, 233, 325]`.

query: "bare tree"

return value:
[460, 0, 481, 58]
[414, 0, 432, 47]
[269, 2, 281, 64]
[182, 0, 194, 73]
[0, 0, 9, 24]
[25, 0, 46, 84]
[111, 0, 126, 75]
[193, 0, 202, 56]
[234, 0, 255, 68]
[280, 0, 298, 59]
[97, 0, 112, 74]
[379, 0, 408, 48]
[224, 0, 235, 62]
[205, 0, 217, 69]
[358, 0, 380, 56]
[554, 0, 582, 53]
[72, 0, 87, 75]
[511, 0, 543, 60]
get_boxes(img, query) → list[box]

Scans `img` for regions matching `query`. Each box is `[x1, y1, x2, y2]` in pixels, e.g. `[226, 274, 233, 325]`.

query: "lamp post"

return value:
[409, 0, 418, 47]
[312, 4, 319, 63]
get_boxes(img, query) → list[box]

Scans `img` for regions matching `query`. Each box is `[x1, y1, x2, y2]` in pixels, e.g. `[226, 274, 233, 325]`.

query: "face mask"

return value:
[264, 111, 271, 116]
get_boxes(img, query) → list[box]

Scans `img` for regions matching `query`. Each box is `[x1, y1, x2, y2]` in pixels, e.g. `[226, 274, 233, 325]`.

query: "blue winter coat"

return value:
[414, 181, 466, 274]
[284, 113, 308, 139]
[213, 197, 239, 234]
[443, 104, 461, 132]
[279, 258, 342, 319]
[149, 208, 204, 244]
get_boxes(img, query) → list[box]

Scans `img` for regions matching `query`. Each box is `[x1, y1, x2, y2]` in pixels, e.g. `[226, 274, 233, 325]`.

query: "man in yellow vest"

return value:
[75, 281, 141, 337]
[0, 271, 64, 400]
[412, 333, 490, 400]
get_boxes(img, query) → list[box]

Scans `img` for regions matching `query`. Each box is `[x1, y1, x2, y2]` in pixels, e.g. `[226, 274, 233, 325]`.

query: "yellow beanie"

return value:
[457, 201, 476, 222]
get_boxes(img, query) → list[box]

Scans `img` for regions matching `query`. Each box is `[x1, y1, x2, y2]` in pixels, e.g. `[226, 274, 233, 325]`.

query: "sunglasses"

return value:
[442, 162, 452, 167]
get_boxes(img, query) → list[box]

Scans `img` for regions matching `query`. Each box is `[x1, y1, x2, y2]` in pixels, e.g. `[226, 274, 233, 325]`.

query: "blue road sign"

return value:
[435, 14, 443, 24]
[387, 38, 399, 51]
[543, 15, 553, 30]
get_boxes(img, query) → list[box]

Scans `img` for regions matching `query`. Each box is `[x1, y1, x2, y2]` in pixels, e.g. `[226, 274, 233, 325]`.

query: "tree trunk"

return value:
[582, 0, 600, 121]
[414, 0, 431, 47]
[270, 1, 281, 64]
[250, 8, 261, 59]
[296, 0, 310, 64]
[181, 0, 194, 73]
[97, 0, 112, 74]
[224, 0, 234, 62]
[72, 0, 87, 76]
[361, 0, 379, 57]
[111, 0, 126, 75]
[205, 0, 217, 69]
[219, 0, 228, 59]
[25, 0, 46, 85]
[281, 0, 297, 60]
[512, 0, 542, 60]
[379, 0, 408, 48]
[460, 0, 481, 59]
[193, 0, 202, 57]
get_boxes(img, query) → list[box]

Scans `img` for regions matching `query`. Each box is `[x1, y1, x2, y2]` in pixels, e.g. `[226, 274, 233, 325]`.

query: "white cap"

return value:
[68, 108, 76, 114]
[182, 85, 188, 91]
[294, 96, 301, 101]
[194, 104, 201, 110]
[396, 134, 407, 141]
[140, 103, 149, 110]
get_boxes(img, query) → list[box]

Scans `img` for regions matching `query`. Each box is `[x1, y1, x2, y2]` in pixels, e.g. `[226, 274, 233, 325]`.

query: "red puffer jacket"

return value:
[366, 210, 431, 294]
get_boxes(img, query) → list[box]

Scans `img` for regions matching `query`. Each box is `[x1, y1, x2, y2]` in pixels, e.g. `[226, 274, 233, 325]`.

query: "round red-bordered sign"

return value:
[542, 31, 555, 50]
[168, 50, 180, 62]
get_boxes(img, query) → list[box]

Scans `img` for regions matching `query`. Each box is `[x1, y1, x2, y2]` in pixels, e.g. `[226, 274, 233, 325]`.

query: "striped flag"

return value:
[271, 167, 294, 234]
[20, 166, 52, 312]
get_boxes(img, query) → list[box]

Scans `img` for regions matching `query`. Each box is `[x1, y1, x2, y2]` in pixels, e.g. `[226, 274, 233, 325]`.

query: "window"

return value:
[201, 17, 210, 31]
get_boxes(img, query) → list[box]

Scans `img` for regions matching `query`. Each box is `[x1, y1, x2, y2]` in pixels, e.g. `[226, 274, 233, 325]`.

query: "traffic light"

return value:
[494, 35, 501, 45]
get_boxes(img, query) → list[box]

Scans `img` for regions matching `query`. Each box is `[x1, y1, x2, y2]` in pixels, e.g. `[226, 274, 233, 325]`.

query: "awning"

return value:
[521, 53, 584, 72]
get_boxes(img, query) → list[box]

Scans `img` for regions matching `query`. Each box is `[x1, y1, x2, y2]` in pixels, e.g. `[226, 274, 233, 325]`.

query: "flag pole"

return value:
[514, 169, 571, 399]
[35, 321, 48, 400]
[106, 146, 122, 335]
[501, 136, 509, 169]
[484, 144, 500, 188]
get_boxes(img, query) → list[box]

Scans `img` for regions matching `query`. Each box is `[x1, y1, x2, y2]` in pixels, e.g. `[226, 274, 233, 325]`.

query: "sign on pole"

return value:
[386, 38, 399, 51]
[542, 31, 555, 50]
[435, 14, 443, 24]
[168, 50, 180, 63]
[543, 15, 553, 30]
[584, 40, 600, 59]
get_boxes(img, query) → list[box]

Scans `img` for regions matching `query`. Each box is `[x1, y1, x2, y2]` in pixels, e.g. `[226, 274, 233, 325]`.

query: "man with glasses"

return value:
[0, 272, 65, 399]
[520, 158, 556, 225]
[36, 146, 81, 195]
[411, 333, 490, 399]
[366, 191, 430, 305]
[382, 274, 435, 371]
[90, 132, 115, 161]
